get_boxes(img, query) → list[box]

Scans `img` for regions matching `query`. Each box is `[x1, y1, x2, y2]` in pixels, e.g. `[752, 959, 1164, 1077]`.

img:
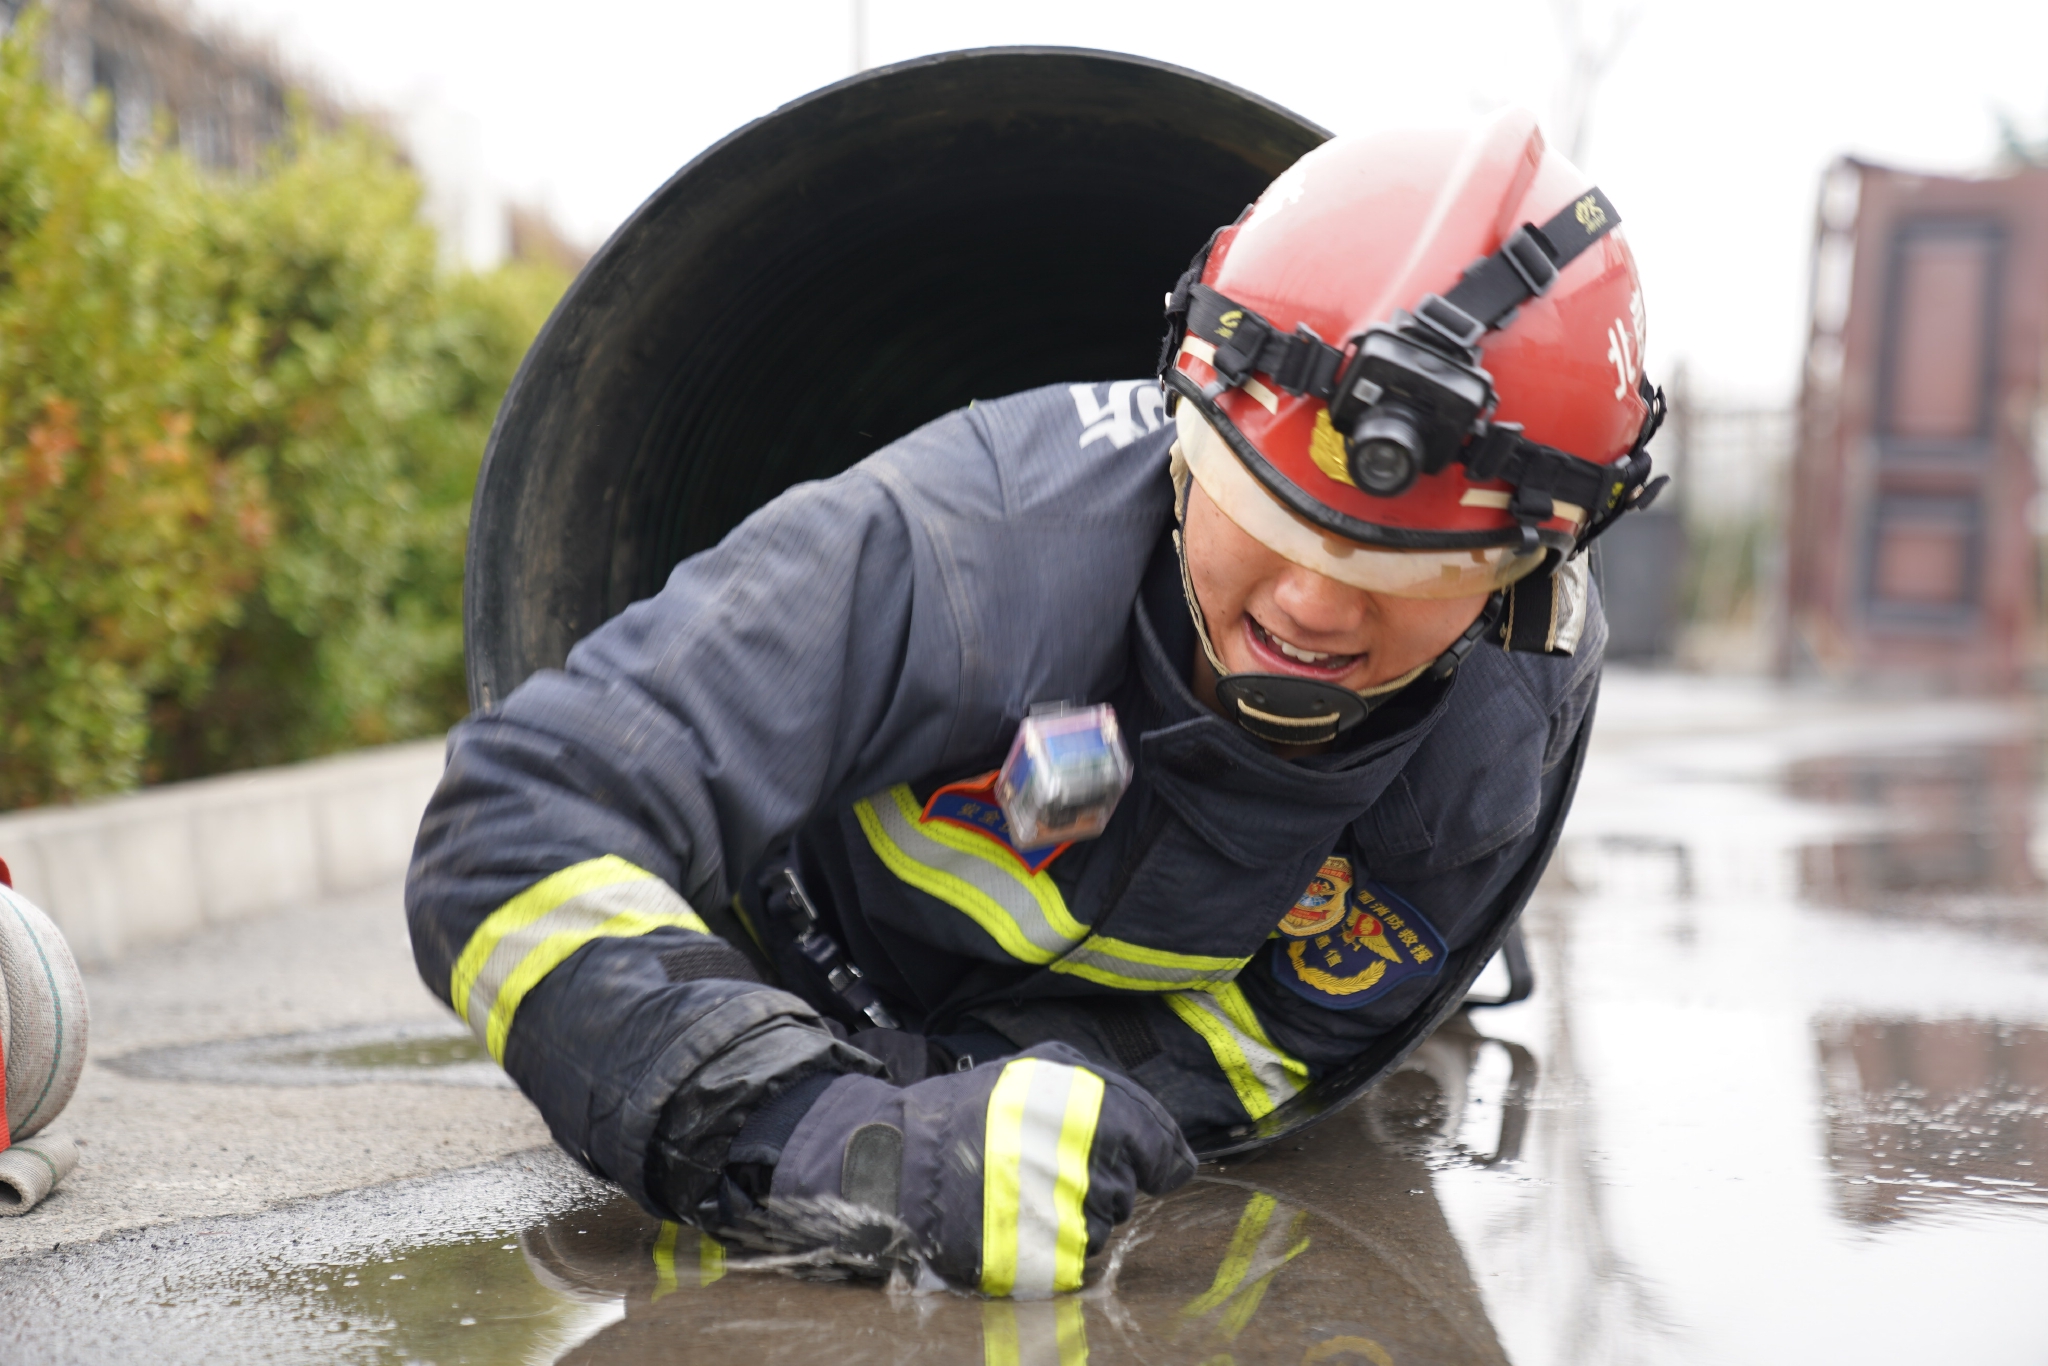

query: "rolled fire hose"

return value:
[0, 870, 89, 1214]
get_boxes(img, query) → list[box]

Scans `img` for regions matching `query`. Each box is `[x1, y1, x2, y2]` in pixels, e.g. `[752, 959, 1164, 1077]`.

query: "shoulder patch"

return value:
[1271, 880, 1446, 1010]
[921, 772, 1068, 874]
[1277, 856, 1353, 938]
[1070, 381, 1167, 451]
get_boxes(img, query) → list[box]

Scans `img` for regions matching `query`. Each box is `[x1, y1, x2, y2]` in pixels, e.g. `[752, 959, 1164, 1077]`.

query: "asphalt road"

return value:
[0, 881, 551, 1259]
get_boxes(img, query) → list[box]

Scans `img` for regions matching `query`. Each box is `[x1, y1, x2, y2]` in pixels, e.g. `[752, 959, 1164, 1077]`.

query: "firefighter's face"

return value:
[1182, 480, 1492, 695]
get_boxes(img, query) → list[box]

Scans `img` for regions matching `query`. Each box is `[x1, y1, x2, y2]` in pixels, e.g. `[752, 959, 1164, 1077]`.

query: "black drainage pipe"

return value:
[465, 46, 1327, 708]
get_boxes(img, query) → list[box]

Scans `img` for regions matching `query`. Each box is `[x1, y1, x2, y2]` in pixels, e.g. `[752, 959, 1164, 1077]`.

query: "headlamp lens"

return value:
[1346, 413, 1422, 497]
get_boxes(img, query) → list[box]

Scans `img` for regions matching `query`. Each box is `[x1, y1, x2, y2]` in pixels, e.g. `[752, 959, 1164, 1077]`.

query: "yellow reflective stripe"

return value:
[982, 1300, 1020, 1366]
[1054, 1067, 1104, 1291]
[483, 904, 703, 1062]
[699, 1229, 727, 1286]
[983, 1298, 1090, 1366]
[451, 855, 709, 1063]
[1181, 1192, 1311, 1339]
[1181, 1193, 1275, 1316]
[1055, 1296, 1089, 1364]
[1073, 935, 1243, 971]
[726, 894, 767, 955]
[980, 1057, 1104, 1296]
[982, 1063, 1030, 1295]
[1164, 986, 1308, 1121]
[652, 1223, 723, 1299]
[1052, 934, 1250, 991]
[854, 785, 1085, 964]
[1218, 1227, 1310, 1340]
[450, 854, 653, 1021]
[1167, 994, 1270, 1119]
[651, 1221, 679, 1301]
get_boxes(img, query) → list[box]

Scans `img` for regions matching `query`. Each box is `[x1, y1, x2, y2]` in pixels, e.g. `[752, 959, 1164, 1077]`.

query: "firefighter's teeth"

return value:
[1253, 619, 1350, 666]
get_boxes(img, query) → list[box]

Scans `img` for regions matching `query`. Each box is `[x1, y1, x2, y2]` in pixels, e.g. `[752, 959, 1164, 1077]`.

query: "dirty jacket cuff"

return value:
[631, 988, 885, 1220]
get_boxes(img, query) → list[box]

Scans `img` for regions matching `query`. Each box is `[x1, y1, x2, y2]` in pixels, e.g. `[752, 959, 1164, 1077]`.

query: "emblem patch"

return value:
[1277, 856, 1354, 938]
[1272, 880, 1446, 1010]
[920, 772, 1068, 874]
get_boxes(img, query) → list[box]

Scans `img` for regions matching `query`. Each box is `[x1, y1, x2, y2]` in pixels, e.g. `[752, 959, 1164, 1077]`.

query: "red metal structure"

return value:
[1785, 157, 2048, 689]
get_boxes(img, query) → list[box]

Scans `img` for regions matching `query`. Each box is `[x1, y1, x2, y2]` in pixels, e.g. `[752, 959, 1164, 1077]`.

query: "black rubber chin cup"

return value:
[1214, 673, 1370, 746]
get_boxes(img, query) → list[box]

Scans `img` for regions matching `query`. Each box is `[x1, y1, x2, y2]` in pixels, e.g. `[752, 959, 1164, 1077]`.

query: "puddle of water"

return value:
[2, 1032, 1531, 1365]
[1449, 701, 2048, 1365]
[1790, 743, 2047, 922]
[103, 1022, 512, 1089]
[277, 1033, 489, 1072]
[1819, 1017, 2048, 1222]
[276, 1232, 611, 1365]
[0, 1149, 618, 1364]
[388, 1086, 1518, 1366]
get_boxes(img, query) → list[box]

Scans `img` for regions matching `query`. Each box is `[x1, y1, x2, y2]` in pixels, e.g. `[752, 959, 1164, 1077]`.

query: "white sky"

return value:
[187, 0, 2048, 405]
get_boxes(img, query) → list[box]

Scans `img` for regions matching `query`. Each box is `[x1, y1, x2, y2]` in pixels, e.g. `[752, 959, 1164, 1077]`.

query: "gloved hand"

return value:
[750, 1042, 1194, 1294]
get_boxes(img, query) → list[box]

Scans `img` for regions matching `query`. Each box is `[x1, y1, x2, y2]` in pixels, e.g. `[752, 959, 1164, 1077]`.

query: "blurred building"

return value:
[1602, 371, 1796, 667]
[2, 0, 322, 173]
[0, 0, 589, 271]
[1786, 157, 2048, 690]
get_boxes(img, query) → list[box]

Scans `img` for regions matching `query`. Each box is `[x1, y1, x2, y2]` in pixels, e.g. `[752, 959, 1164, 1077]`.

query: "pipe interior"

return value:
[468, 51, 1325, 707]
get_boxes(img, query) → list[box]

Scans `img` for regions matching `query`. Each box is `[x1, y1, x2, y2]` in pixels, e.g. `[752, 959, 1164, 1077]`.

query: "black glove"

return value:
[744, 1042, 1194, 1294]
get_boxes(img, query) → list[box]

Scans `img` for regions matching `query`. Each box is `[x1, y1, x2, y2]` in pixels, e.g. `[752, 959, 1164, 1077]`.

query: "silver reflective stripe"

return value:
[1010, 1059, 1079, 1296]
[982, 1058, 1101, 1296]
[855, 786, 1085, 963]
[461, 876, 705, 1060]
[981, 1297, 1090, 1365]
[1050, 936, 1248, 992]
[1165, 986, 1308, 1120]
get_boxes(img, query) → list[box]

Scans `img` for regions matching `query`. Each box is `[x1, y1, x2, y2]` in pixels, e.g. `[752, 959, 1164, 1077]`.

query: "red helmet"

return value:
[1160, 108, 1662, 602]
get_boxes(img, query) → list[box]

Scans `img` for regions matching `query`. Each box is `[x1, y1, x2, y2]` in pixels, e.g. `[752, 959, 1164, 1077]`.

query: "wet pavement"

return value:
[5, 669, 2048, 1364]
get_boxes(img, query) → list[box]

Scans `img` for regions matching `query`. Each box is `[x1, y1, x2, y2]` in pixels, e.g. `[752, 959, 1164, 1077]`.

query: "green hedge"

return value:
[0, 21, 566, 807]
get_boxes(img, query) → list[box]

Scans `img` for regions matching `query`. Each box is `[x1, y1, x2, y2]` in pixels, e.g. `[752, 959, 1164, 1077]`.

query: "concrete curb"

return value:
[0, 740, 444, 966]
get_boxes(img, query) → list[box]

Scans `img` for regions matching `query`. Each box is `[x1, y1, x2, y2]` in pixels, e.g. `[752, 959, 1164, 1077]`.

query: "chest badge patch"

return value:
[1272, 880, 1446, 1010]
[1277, 856, 1354, 938]
[920, 772, 1068, 874]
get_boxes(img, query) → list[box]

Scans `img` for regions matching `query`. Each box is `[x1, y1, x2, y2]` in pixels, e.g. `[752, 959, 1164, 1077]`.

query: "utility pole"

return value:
[1548, 0, 1641, 165]
[852, 0, 868, 73]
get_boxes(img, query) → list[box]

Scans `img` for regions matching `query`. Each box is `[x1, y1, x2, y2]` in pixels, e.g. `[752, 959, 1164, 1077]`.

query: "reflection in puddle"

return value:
[520, 1018, 1530, 1364]
[477, 1023, 1531, 1365]
[1819, 1018, 2048, 1222]
[5, 1018, 1539, 1365]
[103, 1021, 511, 1088]
[1359, 1016, 1538, 1171]
[1792, 744, 2045, 915]
[524, 1122, 1511, 1365]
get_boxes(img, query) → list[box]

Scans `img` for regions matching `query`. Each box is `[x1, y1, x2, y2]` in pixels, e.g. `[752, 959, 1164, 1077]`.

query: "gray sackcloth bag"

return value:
[0, 880, 89, 1214]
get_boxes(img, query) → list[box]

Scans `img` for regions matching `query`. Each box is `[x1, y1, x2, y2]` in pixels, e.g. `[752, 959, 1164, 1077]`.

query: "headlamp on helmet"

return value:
[1328, 325, 1495, 497]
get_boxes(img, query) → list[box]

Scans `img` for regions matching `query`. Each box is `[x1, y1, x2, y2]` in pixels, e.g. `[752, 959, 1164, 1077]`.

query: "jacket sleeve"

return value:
[407, 432, 967, 1218]
[409, 385, 1175, 1215]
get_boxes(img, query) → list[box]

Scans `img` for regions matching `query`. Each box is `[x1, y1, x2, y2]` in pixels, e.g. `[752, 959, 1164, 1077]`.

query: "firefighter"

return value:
[407, 107, 1662, 1296]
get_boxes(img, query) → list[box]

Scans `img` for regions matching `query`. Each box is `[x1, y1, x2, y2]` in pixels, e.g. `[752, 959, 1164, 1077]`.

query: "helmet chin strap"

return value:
[1169, 444, 1494, 748]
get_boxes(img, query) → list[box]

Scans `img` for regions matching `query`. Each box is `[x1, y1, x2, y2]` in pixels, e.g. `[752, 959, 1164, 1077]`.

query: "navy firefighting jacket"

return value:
[406, 381, 1604, 1220]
